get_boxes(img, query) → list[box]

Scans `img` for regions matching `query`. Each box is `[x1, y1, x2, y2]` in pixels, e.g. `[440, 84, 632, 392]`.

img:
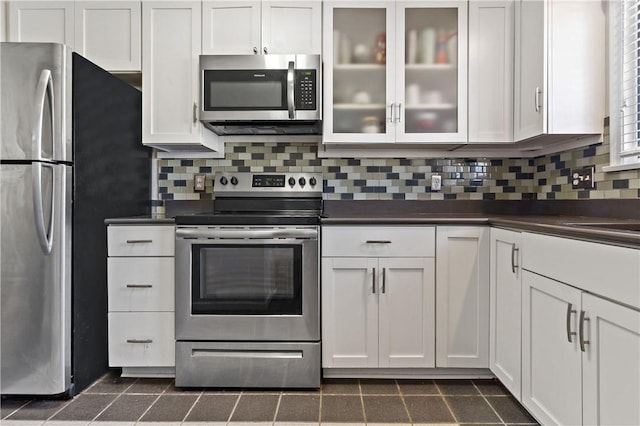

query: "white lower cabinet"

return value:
[489, 228, 522, 399]
[435, 226, 489, 368]
[322, 226, 436, 369]
[521, 233, 640, 426]
[107, 224, 176, 376]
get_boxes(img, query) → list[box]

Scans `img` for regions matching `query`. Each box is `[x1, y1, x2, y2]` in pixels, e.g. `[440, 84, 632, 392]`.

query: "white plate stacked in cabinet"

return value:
[107, 224, 175, 377]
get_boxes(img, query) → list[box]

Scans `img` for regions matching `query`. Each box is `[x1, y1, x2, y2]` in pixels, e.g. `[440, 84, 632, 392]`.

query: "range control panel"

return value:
[214, 172, 323, 196]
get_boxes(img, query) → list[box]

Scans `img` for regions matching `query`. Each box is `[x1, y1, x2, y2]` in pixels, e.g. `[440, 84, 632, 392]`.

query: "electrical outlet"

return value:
[194, 174, 206, 191]
[571, 167, 594, 189]
[431, 175, 442, 191]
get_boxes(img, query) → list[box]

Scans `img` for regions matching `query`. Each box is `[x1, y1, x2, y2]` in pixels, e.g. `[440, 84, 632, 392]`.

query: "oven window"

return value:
[192, 244, 302, 315]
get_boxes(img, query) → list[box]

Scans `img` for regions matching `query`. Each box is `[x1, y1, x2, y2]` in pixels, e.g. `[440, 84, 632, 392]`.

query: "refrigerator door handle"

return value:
[32, 69, 54, 161]
[32, 163, 55, 254]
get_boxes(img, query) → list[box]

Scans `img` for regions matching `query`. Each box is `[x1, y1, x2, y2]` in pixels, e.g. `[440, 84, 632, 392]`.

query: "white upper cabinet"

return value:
[323, 0, 467, 144]
[202, 0, 321, 55]
[468, 0, 514, 143]
[1, 1, 7, 42]
[75, 1, 141, 71]
[514, 0, 605, 142]
[8, 1, 75, 46]
[142, 1, 222, 152]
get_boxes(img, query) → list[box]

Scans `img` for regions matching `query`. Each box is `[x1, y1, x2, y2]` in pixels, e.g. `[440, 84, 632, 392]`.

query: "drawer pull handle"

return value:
[126, 339, 153, 344]
[366, 240, 392, 244]
[579, 310, 590, 352]
[382, 268, 386, 293]
[126, 239, 153, 244]
[566, 303, 576, 343]
[511, 244, 519, 274]
[126, 284, 153, 288]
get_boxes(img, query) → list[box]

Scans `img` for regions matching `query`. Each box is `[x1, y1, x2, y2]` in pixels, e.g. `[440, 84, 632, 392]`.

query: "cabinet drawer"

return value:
[108, 225, 175, 256]
[522, 232, 640, 309]
[322, 226, 435, 257]
[108, 258, 174, 312]
[108, 312, 175, 367]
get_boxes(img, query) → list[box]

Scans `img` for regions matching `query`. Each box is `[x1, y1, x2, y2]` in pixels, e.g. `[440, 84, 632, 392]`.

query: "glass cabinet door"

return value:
[323, 2, 395, 143]
[397, 1, 467, 143]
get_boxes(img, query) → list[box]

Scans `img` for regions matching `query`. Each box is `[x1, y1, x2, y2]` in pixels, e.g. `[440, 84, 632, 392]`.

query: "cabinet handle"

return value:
[366, 240, 392, 244]
[579, 310, 590, 352]
[253, 46, 258, 54]
[511, 244, 519, 274]
[566, 303, 577, 343]
[372, 267, 376, 294]
[126, 239, 153, 244]
[389, 103, 395, 122]
[534, 87, 541, 113]
[193, 102, 198, 124]
[126, 339, 153, 344]
[263, 46, 268, 54]
[382, 268, 386, 293]
[126, 284, 153, 288]
[396, 102, 402, 123]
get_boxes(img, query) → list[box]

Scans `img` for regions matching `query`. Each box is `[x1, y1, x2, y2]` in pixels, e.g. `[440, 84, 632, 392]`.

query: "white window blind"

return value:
[609, 0, 640, 169]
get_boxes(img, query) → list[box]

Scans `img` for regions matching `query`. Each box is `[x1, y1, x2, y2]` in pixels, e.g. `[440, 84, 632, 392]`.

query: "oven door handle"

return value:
[176, 228, 318, 240]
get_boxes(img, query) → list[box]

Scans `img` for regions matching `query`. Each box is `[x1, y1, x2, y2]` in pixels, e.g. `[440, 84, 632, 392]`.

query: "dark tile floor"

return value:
[1, 372, 539, 425]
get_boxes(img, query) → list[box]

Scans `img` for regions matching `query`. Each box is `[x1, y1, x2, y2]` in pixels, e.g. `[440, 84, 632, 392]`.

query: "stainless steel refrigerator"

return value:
[1, 43, 150, 396]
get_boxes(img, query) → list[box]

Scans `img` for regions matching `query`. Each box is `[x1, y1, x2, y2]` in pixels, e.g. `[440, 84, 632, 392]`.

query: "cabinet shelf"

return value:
[334, 64, 385, 71]
[405, 103, 456, 110]
[333, 103, 386, 110]
[405, 63, 456, 71]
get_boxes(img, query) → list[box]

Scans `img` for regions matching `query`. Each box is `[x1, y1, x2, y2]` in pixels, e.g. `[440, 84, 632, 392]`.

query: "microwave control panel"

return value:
[295, 70, 317, 110]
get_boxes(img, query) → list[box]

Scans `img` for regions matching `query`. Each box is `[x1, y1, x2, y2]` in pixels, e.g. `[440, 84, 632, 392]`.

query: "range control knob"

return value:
[298, 177, 306, 187]
[220, 176, 228, 185]
[309, 177, 317, 186]
[230, 176, 238, 185]
[288, 177, 296, 187]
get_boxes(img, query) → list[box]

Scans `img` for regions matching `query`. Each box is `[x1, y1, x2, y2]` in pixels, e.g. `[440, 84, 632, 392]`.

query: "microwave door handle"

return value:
[287, 61, 295, 119]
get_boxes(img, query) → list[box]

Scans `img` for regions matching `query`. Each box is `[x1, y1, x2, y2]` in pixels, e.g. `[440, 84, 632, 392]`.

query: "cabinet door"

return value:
[435, 227, 489, 368]
[323, 1, 396, 143]
[321, 257, 379, 368]
[489, 228, 522, 399]
[142, 1, 202, 145]
[8, 1, 74, 46]
[522, 271, 582, 426]
[582, 294, 640, 426]
[395, 0, 467, 143]
[202, 1, 260, 54]
[1, 1, 6, 42]
[378, 257, 435, 368]
[468, 0, 514, 143]
[75, 1, 141, 71]
[262, 1, 321, 54]
[514, 0, 544, 141]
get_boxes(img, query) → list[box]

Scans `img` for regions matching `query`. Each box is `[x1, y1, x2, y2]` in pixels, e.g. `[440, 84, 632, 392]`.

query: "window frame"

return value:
[605, 0, 640, 172]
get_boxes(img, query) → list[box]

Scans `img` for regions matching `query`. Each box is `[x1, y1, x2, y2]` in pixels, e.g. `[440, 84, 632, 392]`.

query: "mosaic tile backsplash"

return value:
[157, 126, 640, 204]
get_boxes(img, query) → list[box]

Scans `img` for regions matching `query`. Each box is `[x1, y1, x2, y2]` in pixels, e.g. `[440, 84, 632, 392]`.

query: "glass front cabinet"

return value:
[323, 0, 467, 144]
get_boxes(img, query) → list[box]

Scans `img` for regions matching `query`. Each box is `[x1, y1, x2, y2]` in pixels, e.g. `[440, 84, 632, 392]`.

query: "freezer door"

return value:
[0, 42, 71, 162]
[0, 163, 71, 395]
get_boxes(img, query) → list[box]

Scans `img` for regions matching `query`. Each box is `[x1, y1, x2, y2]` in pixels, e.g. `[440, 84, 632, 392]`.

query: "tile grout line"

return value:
[2, 398, 33, 420]
[396, 379, 414, 425]
[89, 374, 139, 422]
[272, 392, 283, 424]
[358, 379, 367, 425]
[435, 380, 460, 425]
[226, 391, 242, 424]
[472, 380, 507, 426]
[180, 388, 205, 423]
[134, 392, 164, 423]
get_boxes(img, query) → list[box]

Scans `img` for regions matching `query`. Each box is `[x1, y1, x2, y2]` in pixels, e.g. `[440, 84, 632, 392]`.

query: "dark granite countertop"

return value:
[104, 214, 175, 225]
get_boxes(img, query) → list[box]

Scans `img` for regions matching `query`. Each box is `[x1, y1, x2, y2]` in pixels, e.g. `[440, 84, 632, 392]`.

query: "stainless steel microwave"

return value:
[199, 54, 322, 136]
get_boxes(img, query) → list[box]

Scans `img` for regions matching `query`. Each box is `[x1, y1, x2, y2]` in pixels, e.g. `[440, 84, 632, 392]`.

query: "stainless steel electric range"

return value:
[174, 172, 322, 388]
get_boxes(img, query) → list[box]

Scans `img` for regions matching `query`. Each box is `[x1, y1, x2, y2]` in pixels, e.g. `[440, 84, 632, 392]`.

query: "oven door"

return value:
[175, 226, 319, 342]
